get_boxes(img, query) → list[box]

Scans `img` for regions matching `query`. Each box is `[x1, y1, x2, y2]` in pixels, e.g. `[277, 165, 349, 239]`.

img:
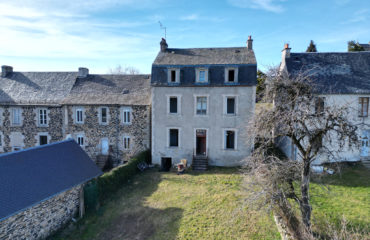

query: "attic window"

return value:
[171, 70, 176, 82]
[168, 69, 179, 83]
[225, 68, 238, 83]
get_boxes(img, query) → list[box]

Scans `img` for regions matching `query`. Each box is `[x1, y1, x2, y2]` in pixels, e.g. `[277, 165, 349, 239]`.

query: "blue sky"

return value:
[0, 0, 369, 73]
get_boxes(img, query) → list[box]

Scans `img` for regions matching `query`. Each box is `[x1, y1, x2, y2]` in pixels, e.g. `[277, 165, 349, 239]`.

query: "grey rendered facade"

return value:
[151, 38, 257, 167]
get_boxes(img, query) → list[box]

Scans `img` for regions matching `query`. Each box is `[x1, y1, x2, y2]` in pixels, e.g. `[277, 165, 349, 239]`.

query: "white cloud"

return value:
[228, 0, 286, 13]
[180, 14, 199, 21]
[0, 2, 158, 63]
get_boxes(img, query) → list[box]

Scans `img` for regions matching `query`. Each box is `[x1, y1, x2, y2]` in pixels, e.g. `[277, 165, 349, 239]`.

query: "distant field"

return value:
[50, 165, 369, 240]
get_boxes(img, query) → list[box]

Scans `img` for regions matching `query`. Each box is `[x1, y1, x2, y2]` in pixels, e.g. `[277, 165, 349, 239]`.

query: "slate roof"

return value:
[285, 52, 370, 94]
[62, 74, 151, 105]
[0, 72, 77, 105]
[0, 140, 102, 221]
[359, 43, 370, 51]
[153, 47, 256, 66]
[0, 71, 151, 106]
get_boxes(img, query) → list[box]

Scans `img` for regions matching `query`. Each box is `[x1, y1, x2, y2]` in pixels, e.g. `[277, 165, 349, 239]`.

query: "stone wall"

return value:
[0, 104, 150, 166]
[0, 106, 64, 153]
[65, 105, 150, 166]
[0, 186, 81, 240]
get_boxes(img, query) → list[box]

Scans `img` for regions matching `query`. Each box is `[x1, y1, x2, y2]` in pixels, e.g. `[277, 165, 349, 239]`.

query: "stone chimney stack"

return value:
[78, 67, 89, 78]
[1, 65, 13, 77]
[247, 35, 253, 50]
[282, 43, 291, 59]
[160, 38, 168, 52]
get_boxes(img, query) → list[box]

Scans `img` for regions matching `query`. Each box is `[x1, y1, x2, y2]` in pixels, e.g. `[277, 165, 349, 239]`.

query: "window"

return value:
[76, 108, 83, 123]
[168, 69, 179, 83]
[196, 68, 208, 83]
[101, 107, 108, 124]
[196, 97, 207, 115]
[169, 129, 179, 147]
[359, 97, 369, 117]
[123, 136, 131, 150]
[228, 69, 235, 82]
[225, 68, 238, 83]
[122, 108, 132, 124]
[12, 108, 21, 126]
[77, 135, 84, 146]
[39, 135, 48, 145]
[169, 97, 178, 114]
[315, 97, 325, 114]
[171, 70, 176, 82]
[226, 97, 236, 114]
[225, 130, 236, 150]
[39, 109, 47, 126]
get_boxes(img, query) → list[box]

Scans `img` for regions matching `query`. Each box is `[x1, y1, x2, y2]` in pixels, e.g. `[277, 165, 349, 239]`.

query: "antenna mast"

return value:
[158, 21, 167, 39]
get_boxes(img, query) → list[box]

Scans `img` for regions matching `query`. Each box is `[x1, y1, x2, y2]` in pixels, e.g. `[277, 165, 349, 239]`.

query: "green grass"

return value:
[310, 164, 370, 233]
[50, 166, 369, 240]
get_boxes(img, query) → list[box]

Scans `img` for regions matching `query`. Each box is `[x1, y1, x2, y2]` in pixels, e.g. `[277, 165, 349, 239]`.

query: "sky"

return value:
[0, 0, 369, 74]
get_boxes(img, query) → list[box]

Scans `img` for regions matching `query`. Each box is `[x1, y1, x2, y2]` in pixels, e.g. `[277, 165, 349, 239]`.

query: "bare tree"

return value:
[245, 68, 358, 239]
[108, 65, 141, 75]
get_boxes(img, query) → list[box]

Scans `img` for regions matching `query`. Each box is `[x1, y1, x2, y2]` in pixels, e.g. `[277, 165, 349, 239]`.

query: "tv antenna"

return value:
[158, 21, 167, 39]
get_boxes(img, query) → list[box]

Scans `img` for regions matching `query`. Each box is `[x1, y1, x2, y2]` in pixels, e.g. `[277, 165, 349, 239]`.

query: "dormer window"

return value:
[168, 68, 179, 83]
[225, 68, 238, 83]
[196, 68, 208, 83]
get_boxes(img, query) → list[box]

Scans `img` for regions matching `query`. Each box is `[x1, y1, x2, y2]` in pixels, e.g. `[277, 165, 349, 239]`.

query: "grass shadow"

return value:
[49, 168, 183, 240]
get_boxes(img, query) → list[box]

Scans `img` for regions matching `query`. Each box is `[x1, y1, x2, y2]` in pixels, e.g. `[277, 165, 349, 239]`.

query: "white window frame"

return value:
[38, 108, 48, 126]
[122, 107, 132, 125]
[76, 134, 85, 147]
[167, 95, 182, 115]
[196, 68, 209, 83]
[11, 107, 22, 126]
[167, 127, 181, 148]
[123, 135, 131, 150]
[223, 95, 238, 116]
[75, 108, 84, 124]
[99, 107, 109, 125]
[167, 68, 180, 83]
[224, 67, 239, 83]
[223, 128, 238, 150]
[194, 95, 209, 116]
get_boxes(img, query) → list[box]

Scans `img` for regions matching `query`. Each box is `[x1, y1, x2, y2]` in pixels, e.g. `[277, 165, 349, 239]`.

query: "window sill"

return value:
[122, 122, 132, 125]
[223, 114, 237, 117]
[194, 114, 208, 117]
[223, 148, 237, 151]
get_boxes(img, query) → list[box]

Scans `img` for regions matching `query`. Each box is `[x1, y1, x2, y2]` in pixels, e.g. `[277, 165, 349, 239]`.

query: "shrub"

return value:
[96, 150, 150, 203]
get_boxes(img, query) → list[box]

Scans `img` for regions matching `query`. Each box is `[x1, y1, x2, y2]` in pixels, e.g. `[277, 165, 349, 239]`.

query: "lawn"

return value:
[50, 165, 369, 240]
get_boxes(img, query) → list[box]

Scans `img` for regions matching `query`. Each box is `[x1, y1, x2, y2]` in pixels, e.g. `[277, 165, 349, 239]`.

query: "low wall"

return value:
[0, 186, 81, 240]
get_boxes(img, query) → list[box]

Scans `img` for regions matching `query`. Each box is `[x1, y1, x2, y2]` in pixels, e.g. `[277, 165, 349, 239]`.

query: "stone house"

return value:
[0, 140, 102, 240]
[278, 44, 370, 165]
[0, 66, 151, 166]
[151, 37, 257, 169]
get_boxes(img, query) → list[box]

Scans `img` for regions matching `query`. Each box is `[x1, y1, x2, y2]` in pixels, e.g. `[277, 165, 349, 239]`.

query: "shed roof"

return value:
[62, 74, 151, 105]
[0, 140, 102, 221]
[0, 72, 77, 105]
[285, 52, 370, 94]
[153, 47, 256, 66]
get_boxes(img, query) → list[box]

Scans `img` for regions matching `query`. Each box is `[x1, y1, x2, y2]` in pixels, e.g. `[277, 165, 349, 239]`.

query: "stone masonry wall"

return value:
[0, 106, 64, 153]
[0, 186, 81, 240]
[65, 105, 150, 166]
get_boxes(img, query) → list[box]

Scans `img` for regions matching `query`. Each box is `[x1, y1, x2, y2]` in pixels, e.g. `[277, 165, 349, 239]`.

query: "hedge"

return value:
[96, 150, 150, 203]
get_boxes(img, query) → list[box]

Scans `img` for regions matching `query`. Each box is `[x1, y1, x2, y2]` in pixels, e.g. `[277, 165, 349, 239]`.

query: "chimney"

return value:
[247, 35, 253, 50]
[160, 38, 168, 52]
[78, 67, 89, 78]
[1, 65, 13, 77]
[282, 43, 291, 59]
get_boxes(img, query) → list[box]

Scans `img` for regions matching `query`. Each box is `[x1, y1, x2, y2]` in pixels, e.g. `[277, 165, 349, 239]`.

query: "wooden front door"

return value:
[196, 129, 207, 155]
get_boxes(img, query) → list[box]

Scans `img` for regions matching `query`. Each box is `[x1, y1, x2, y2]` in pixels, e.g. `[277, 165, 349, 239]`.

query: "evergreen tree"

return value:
[256, 70, 266, 102]
[348, 40, 365, 51]
[306, 40, 317, 52]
